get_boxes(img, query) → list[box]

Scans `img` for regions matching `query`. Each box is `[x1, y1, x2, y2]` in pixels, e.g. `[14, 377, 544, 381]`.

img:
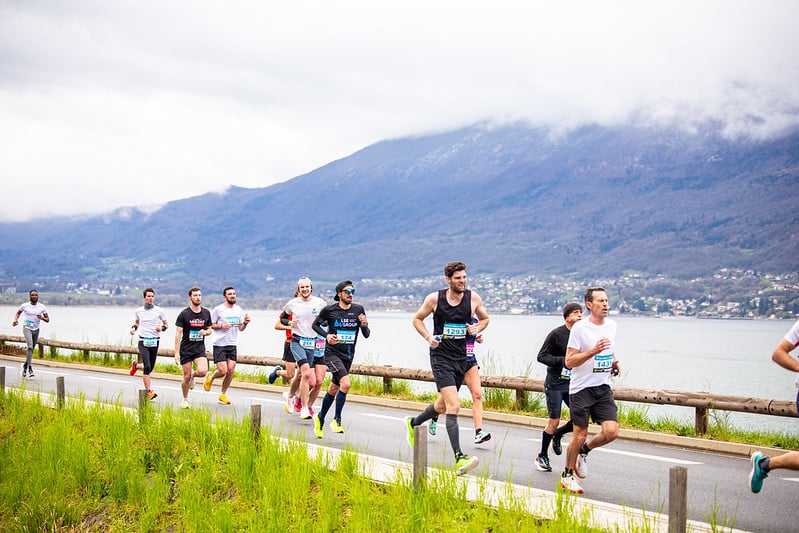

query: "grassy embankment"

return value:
[0, 391, 617, 532]
[4, 342, 798, 451]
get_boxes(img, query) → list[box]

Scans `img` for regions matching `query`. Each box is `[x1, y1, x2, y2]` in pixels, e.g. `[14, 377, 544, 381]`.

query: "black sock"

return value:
[579, 442, 590, 455]
[412, 403, 438, 426]
[562, 467, 574, 477]
[761, 457, 771, 473]
[541, 431, 553, 455]
[446, 414, 462, 457]
[554, 420, 573, 438]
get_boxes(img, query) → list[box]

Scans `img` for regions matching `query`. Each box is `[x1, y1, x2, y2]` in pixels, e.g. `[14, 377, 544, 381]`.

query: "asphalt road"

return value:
[4, 362, 795, 533]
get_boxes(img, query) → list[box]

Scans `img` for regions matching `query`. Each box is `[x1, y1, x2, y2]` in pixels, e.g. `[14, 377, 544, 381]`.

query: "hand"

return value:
[174, 354, 180, 366]
[611, 360, 621, 377]
[221, 322, 231, 330]
[358, 313, 368, 326]
[243, 314, 251, 325]
[327, 334, 339, 345]
[594, 337, 611, 354]
[12, 320, 18, 326]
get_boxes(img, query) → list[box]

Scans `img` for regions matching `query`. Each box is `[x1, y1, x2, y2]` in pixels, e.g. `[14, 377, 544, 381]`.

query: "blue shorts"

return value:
[290, 340, 315, 367]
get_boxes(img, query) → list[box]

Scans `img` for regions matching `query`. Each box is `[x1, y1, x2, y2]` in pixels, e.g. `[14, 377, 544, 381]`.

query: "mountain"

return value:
[1, 122, 797, 296]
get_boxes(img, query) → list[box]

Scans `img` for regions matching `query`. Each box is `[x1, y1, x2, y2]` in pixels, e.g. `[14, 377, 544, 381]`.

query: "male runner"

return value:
[204, 286, 251, 405]
[12, 290, 49, 378]
[129, 288, 169, 400]
[174, 287, 213, 409]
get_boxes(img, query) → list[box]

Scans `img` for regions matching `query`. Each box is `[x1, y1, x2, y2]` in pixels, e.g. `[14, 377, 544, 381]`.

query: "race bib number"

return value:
[442, 322, 467, 339]
[337, 329, 356, 344]
[225, 316, 241, 326]
[560, 367, 572, 380]
[142, 337, 158, 347]
[466, 341, 475, 355]
[23, 319, 36, 330]
[299, 336, 316, 349]
[189, 330, 203, 341]
[593, 353, 613, 373]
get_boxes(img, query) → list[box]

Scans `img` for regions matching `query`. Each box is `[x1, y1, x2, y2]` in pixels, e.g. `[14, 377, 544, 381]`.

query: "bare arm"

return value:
[412, 292, 438, 345]
[772, 339, 799, 373]
[12, 309, 21, 326]
[469, 292, 489, 336]
[174, 326, 182, 364]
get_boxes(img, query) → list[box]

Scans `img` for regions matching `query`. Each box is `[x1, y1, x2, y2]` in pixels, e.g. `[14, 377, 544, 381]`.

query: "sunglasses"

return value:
[342, 289, 355, 295]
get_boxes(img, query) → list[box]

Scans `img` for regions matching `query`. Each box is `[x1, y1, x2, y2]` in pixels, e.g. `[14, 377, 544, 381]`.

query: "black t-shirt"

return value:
[537, 324, 571, 389]
[175, 307, 212, 358]
[432, 289, 472, 360]
[313, 303, 370, 360]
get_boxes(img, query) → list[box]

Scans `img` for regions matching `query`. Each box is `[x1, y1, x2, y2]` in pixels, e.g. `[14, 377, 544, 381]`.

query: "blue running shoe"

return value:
[749, 451, 768, 494]
[268, 365, 281, 385]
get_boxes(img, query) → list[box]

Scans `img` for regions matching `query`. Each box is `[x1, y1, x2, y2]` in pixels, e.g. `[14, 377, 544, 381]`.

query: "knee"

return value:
[217, 367, 228, 377]
[605, 423, 620, 441]
[471, 389, 483, 403]
[195, 369, 208, 377]
[339, 383, 350, 394]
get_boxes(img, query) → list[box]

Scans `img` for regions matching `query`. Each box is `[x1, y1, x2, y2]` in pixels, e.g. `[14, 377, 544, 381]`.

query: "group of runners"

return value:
[11, 261, 799, 494]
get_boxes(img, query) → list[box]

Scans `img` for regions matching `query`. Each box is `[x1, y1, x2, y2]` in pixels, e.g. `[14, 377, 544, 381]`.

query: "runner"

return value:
[174, 287, 213, 409]
[204, 286, 251, 405]
[12, 289, 49, 378]
[129, 288, 169, 401]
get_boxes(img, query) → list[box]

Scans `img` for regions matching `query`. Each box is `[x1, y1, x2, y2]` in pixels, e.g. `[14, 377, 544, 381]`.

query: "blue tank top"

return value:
[432, 289, 472, 360]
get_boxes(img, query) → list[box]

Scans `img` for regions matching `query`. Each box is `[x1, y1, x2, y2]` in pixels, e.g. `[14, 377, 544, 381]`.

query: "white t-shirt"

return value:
[282, 296, 326, 339]
[210, 303, 245, 347]
[566, 317, 617, 394]
[135, 305, 168, 339]
[18, 302, 48, 331]
[783, 319, 799, 388]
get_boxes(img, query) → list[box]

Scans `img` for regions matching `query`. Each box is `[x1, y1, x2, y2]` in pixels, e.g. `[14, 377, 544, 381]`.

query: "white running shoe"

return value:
[560, 473, 584, 494]
[299, 406, 311, 420]
[575, 453, 588, 479]
[180, 399, 189, 409]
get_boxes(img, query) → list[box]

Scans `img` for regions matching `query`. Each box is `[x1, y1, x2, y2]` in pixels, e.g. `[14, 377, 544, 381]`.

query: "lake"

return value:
[2, 304, 797, 433]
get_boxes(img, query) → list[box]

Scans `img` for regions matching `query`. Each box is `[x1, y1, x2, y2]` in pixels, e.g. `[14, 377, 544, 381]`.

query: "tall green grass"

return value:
[0, 392, 616, 532]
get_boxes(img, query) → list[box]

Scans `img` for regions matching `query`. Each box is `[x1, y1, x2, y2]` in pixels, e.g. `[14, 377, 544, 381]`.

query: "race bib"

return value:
[23, 319, 36, 330]
[314, 338, 326, 356]
[225, 316, 241, 326]
[466, 341, 475, 355]
[442, 322, 467, 339]
[189, 329, 203, 341]
[299, 336, 316, 349]
[337, 329, 356, 344]
[560, 367, 572, 380]
[142, 337, 158, 347]
[593, 353, 613, 373]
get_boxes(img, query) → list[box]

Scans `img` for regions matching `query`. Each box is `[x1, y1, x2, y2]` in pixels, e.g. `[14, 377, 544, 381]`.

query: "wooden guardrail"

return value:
[1, 334, 796, 435]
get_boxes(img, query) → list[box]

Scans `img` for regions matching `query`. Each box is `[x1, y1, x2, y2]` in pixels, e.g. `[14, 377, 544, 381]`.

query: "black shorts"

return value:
[213, 345, 237, 363]
[569, 384, 617, 427]
[137, 340, 159, 375]
[282, 341, 294, 363]
[430, 355, 470, 391]
[544, 382, 570, 419]
[325, 354, 353, 386]
[179, 349, 206, 366]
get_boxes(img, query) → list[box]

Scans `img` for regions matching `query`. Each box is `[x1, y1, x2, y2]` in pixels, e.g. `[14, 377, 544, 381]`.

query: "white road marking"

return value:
[782, 477, 799, 483]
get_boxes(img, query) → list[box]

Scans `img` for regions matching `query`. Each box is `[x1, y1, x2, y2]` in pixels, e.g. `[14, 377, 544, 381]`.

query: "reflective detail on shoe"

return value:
[428, 419, 437, 436]
[268, 365, 281, 385]
[300, 406, 311, 420]
[331, 420, 344, 434]
[749, 451, 768, 494]
[27, 366, 34, 378]
[180, 400, 189, 409]
[560, 474, 584, 494]
[456, 455, 479, 476]
[313, 414, 324, 438]
[130, 360, 138, 376]
[405, 417, 414, 449]
[535, 454, 552, 472]
[218, 394, 231, 405]
[147, 390, 158, 401]
[204, 373, 214, 391]
[575, 453, 588, 479]
[552, 434, 562, 456]
[473, 429, 492, 445]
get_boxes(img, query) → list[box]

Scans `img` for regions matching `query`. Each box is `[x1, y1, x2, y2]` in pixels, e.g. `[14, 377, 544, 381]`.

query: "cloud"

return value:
[1, 0, 798, 221]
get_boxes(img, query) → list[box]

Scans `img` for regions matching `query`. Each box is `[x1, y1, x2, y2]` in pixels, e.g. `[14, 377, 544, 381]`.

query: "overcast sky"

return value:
[2, 1, 797, 222]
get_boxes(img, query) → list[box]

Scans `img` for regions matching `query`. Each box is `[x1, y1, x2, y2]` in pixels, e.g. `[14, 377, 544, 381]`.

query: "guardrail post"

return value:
[515, 388, 527, 410]
[412, 425, 427, 493]
[0, 366, 5, 393]
[695, 407, 708, 435]
[82, 349, 90, 361]
[668, 466, 688, 533]
[250, 404, 262, 442]
[56, 376, 65, 409]
[383, 366, 393, 394]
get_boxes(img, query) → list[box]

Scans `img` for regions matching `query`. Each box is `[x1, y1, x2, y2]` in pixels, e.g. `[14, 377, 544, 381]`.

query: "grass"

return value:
[3, 341, 797, 450]
[0, 391, 617, 532]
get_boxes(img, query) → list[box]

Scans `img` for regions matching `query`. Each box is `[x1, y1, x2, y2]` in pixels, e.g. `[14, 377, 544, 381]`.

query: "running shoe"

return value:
[218, 394, 231, 405]
[308, 406, 315, 416]
[293, 396, 302, 413]
[749, 451, 768, 494]
[535, 454, 552, 472]
[455, 455, 479, 476]
[552, 434, 563, 456]
[428, 419, 437, 436]
[283, 392, 292, 414]
[405, 417, 415, 449]
[300, 406, 312, 420]
[473, 429, 492, 444]
[27, 366, 34, 378]
[129, 360, 138, 376]
[147, 390, 158, 401]
[20, 363, 26, 378]
[313, 414, 324, 438]
[180, 399, 189, 409]
[575, 452, 588, 479]
[559, 473, 584, 494]
[188, 377, 195, 390]
[204, 372, 214, 391]
[331, 419, 344, 434]
[268, 365, 281, 385]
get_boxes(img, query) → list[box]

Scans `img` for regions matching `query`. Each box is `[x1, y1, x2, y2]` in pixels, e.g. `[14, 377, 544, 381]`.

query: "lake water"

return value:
[2, 305, 797, 433]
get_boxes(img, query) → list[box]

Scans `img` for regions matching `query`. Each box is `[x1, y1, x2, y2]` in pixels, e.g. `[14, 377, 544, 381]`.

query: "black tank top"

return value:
[432, 289, 472, 360]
